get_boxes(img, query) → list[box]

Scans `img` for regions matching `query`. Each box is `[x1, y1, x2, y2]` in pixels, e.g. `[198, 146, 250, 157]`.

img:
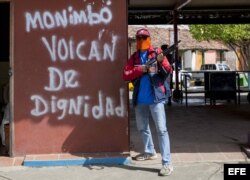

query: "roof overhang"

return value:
[128, 0, 250, 24]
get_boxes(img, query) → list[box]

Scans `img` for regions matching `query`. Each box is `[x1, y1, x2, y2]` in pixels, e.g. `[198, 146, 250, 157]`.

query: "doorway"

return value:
[0, 2, 10, 156]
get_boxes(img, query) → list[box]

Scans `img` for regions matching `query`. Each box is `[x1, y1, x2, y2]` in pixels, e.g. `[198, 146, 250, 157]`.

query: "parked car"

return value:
[192, 63, 231, 85]
[200, 63, 231, 71]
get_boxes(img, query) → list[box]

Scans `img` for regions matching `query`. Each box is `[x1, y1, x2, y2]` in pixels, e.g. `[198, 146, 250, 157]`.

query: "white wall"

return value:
[182, 50, 193, 70]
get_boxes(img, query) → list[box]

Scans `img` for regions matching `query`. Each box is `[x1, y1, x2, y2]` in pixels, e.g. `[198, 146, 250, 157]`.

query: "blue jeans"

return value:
[135, 103, 171, 165]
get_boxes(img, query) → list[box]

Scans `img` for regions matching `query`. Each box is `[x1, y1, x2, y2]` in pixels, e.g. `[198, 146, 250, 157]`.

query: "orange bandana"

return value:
[136, 37, 151, 50]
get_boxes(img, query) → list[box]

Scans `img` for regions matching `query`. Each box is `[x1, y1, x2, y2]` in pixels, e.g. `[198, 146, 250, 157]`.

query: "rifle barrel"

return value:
[162, 40, 181, 56]
[145, 40, 181, 66]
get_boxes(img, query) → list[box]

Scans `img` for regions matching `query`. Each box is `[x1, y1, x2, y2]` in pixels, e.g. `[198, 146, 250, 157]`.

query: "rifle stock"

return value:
[162, 40, 181, 57]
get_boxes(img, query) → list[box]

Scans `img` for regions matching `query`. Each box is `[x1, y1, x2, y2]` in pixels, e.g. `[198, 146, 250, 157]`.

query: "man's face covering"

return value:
[136, 36, 151, 50]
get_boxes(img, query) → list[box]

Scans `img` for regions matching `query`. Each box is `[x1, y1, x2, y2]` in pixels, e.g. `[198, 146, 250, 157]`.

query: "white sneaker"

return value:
[159, 164, 173, 176]
[134, 153, 158, 161]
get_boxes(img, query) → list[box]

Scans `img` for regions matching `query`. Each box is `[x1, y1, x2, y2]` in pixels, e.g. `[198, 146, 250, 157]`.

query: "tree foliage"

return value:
[189, 24, 250, 70]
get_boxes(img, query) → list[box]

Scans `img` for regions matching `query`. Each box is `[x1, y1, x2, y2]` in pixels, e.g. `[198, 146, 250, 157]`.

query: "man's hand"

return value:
[141, 65, 148, 73]
[157, 53, 164, 63]
[148, 66, 157, 73]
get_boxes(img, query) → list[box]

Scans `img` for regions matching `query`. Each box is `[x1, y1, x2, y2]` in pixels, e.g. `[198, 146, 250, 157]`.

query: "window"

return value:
[218, 64, 223, 70]
[210, 64, 216, 70]
[223, 65, 230, 70]
[216, 51, 225, 62]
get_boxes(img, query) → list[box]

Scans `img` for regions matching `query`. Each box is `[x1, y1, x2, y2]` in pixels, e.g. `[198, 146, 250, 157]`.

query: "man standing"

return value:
[123, 28, 173, 176]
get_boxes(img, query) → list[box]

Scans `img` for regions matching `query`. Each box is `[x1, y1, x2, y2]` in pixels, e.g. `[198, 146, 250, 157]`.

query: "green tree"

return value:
[189, 24, 250, 71]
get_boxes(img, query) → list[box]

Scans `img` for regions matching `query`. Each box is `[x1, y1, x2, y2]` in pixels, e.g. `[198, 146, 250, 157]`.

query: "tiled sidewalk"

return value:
[0, 153, 130, 167]
[0, 150, 247, 167]
[0, 156, 24, 166]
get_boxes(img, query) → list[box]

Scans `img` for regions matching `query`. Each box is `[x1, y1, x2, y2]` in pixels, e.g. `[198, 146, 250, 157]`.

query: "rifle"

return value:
[146, 40, 181, 66]
[128, 40, 181, 85]
[144, 40, 181, 79]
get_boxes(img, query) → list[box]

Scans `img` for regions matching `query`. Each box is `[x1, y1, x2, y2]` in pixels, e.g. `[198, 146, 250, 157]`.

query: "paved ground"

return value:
[131, 102, 250, 163]
[0, 162, 231, 180]
[0, 94, 250, 179]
